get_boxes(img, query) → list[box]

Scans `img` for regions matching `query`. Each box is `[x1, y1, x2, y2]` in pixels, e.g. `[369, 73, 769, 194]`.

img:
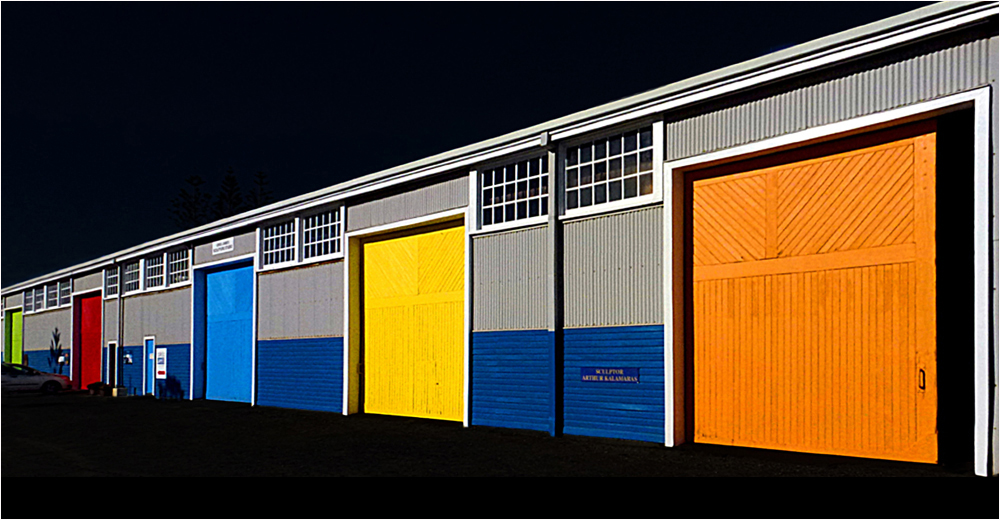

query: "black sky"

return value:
[2, 2, 931, 287]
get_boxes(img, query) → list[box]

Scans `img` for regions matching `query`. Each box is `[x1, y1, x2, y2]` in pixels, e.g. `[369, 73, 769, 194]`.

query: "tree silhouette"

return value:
[212, 167, 246, 219]
[170, 167, 280, 231]
[247, 171, 275, 210]
[170, 175, 212, 229]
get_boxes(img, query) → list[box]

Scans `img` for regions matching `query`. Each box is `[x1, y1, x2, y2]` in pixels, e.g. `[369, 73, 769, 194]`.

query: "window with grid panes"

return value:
[262, 221, 296, 266]
[145, 255, 165, 288]
[167, 250, 190, 285]
[34, 287, 46, 311]
[24, 289, 35, 312]
[481, 156, 549, 227]
[302, 209, 342, 260]
[123, 262, 141, 293]
[46, 285, 58, 308]
[565, 126, 654, 210]
[58, 281, 71, 306]
[105, 267, 120, 297]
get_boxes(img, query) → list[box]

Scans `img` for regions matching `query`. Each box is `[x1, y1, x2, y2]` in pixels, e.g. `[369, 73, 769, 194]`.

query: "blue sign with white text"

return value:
[581, 367, 639, 383]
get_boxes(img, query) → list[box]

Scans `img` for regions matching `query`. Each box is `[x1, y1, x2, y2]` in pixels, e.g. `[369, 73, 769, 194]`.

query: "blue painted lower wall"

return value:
[471, 330, 554, 433]
[121, 346, 145, 396]
[564, 326, 665, 443]
[23, 350, 70, 377]
[257, 337, 343, 413]
[154, 344, 191, 400]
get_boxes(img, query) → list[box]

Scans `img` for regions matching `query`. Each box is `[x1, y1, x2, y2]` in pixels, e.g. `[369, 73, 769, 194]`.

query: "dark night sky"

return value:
[2, 2, 931, 287]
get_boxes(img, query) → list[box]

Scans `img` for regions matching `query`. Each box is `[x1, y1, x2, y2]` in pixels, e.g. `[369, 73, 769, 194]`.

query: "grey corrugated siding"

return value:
[5, 293, 23, 309]
[258, 261, 344, 340]
[667, 35, 995, 160]
[473, 225, 549, 332]
[22, 309, 72, 353]
[347, 175, 468, 232]
[564, 206, 663, 328]
[103, 299, 119, 346]
[193, 230, 256, 265]
[73, 272, 103, 293]
[123, 288, 191, 346]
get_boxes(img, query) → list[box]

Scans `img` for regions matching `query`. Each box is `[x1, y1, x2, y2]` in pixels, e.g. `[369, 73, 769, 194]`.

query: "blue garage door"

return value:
[206, 265, 254, 403]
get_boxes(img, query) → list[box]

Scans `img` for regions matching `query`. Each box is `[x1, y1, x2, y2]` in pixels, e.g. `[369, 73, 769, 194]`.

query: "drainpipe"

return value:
[117, 259, 125, 389]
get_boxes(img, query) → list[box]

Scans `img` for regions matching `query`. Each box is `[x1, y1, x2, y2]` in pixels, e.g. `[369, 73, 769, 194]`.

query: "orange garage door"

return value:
[692, 125, 937, 463]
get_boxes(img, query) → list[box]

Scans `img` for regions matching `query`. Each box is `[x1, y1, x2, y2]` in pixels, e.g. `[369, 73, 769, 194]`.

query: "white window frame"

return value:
[104, 266, 120, 300]
[23, 288, 35, 313]
[122, 249, 196, 296]
[33, 286, 45, 312]
[560, 119, 664, 221]
[145, 254, 166, 290]
[123, 261, 142, 294]
[299, 208, 344, 263]
[58, 281, 72, 307]
[167, 249, 192, 286]
[259, 218, 300, 271]
[45, 284, 58, 309]
[476, 153, 551, 234]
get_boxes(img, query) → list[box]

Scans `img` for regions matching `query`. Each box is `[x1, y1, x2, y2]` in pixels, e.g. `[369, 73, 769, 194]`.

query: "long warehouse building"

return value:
[2, 2, 998, 476]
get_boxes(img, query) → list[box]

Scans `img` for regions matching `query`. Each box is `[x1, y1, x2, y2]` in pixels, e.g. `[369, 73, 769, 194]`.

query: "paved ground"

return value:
[3, 391, 984, 480]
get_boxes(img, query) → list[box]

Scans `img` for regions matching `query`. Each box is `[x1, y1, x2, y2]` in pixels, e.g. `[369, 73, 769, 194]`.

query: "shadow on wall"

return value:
[22, 328, 70, 374]
[48, 328, 66, 376]
[157, 375, 185, 400]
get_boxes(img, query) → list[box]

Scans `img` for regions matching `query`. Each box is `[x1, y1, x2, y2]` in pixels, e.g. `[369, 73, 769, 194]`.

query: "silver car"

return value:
[1, 363, 72, 394]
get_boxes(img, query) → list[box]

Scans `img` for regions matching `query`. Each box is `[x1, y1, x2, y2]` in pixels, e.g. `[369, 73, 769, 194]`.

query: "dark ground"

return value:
[2, 391, 996, 519]
[0, 391, 984, 477]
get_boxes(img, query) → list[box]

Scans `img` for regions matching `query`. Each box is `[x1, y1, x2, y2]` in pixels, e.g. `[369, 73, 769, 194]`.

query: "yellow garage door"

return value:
[363, 225, 465, 422]
[692, 125, 938, 463]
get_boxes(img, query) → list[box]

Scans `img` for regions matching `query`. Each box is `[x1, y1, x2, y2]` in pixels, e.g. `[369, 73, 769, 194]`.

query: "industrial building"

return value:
[2, 2, 997, 476]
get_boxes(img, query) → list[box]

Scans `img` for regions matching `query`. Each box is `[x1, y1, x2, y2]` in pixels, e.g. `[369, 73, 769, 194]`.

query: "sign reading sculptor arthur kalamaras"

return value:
[581, 367, 639, 383]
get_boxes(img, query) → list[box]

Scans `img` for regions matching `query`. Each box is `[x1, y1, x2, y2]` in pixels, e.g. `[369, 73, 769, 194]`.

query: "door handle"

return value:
[918, 369, 926, 391]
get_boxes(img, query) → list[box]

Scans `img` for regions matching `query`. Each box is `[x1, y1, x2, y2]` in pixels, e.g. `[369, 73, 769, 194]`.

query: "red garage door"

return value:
[74, 295, 103, 390]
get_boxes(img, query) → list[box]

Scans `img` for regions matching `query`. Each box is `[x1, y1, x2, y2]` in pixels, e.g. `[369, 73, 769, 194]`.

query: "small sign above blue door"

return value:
[581, 368, 640, 383]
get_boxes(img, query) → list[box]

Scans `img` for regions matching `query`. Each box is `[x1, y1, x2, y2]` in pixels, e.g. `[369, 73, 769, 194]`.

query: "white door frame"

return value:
[661, 87, 994, 476]
[342, 206, 471, 426]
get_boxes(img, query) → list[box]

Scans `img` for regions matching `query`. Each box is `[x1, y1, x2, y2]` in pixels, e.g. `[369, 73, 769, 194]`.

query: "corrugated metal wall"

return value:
[473, 225, 549, 332]
[257, 337, 343, 413]
[563, 325, 665, 443]
[103, 299, 119, 346]
[153, 344, 190, 400]
[667, 33, 995, 160]
[6, 294, 23, 309]
[347, 174, 468, 232]
[471, 330, 554, 433]
[194, 230, 256, 265]
[564, 206, 663, 328]
[73, 272, 103, 294]
[121, 345, 145, 396]
[123, 288, 191, 346]
[257, 261, 344, 340]
[21, 309, 72, 367]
